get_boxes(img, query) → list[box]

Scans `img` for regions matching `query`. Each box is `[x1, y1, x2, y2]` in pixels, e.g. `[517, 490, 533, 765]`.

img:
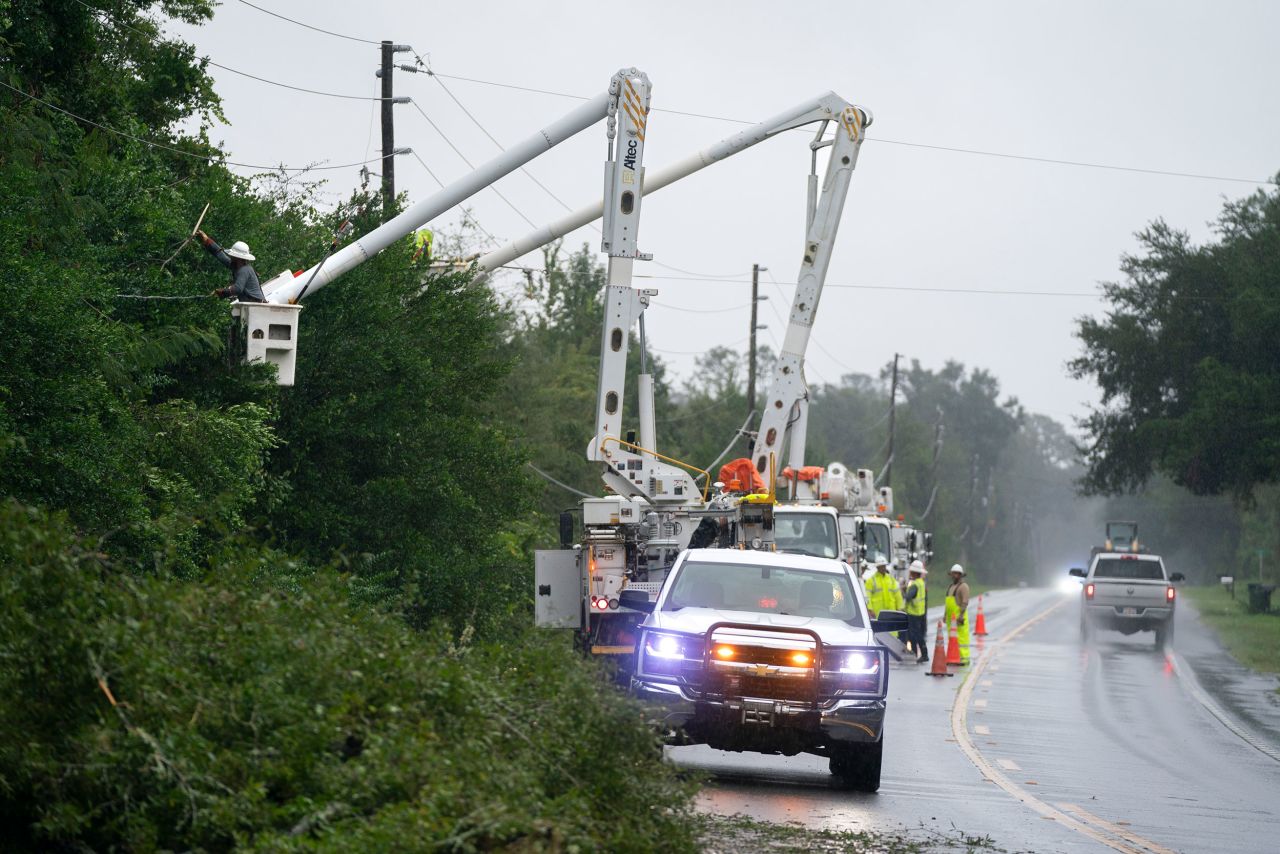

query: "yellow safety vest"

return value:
[905, 577, 926, 616]
[865, 571, 899, 614]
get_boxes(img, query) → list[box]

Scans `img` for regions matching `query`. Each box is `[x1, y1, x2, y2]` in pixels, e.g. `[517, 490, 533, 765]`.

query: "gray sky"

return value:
[172, 1, 1279, 429]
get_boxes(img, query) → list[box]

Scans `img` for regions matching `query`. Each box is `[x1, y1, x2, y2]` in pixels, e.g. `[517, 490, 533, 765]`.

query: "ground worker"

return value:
[946, 563, 972, 665]
[864, 557, 902, 617]
[197, 229, 265, 302]
[904, 560, 928, 663]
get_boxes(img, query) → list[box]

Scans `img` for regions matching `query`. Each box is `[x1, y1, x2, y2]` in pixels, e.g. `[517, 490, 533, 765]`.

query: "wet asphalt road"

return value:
[671, 587, 1280, 853]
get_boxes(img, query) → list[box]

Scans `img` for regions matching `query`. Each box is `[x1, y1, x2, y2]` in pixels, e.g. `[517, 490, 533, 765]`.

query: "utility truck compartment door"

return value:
[535, 550, 583, 629]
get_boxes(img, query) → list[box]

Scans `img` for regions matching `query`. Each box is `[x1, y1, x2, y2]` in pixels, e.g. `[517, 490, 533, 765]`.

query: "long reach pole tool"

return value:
[159, 202, 211, 274]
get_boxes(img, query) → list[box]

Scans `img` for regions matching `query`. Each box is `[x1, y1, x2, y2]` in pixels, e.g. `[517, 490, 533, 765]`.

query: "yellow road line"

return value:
[950, 596, 1179, 854]
[1058, 803, 1181, 854]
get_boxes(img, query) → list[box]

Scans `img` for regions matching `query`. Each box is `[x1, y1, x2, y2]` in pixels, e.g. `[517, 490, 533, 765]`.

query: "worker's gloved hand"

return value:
[957, 615, 966, 626]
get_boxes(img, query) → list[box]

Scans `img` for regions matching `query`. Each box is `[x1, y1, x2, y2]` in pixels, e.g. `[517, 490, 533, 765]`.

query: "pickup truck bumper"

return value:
[632, 678, 886, 751]
[1084, 603, 1172, 632]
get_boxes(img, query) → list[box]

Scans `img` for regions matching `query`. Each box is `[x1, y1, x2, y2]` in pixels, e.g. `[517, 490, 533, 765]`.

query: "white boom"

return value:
[264, 79, 625, 305]
[749, 105, 870, 477]
[473, 93, 864, 275]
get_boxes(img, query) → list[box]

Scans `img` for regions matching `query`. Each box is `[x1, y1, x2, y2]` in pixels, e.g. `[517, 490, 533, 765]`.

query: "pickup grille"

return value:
[705, 668, 819, 703]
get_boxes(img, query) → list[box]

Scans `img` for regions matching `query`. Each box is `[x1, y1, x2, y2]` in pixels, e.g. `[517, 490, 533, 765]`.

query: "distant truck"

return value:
[1069, 553, 1185, 648]
[1090, 520, 1143, 557]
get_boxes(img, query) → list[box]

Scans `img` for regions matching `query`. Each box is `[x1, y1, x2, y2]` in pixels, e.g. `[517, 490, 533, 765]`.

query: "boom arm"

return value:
[264, 80, 627, 305]
[750, 105, 870, 476]
[473, 93, 863, 275]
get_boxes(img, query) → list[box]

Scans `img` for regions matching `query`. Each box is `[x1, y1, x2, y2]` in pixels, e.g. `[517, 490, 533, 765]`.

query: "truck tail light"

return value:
[1085, 583, 1095, 600]
[1166, 586, 1176, 602]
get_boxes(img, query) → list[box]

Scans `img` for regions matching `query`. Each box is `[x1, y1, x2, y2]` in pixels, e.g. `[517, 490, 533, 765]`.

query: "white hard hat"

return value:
[874, 555, 890, 568]
[226, 241, 256, 261]
[950, 563, 965, 576]
[909, 560, 927, 576]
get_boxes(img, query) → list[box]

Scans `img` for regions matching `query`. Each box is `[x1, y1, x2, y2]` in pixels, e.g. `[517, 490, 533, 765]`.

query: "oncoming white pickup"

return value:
[1069, 553, 1186, 648]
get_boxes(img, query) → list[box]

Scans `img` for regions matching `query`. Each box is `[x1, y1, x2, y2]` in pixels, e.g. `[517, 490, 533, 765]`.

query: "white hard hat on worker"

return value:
[226, 241, 255, 261]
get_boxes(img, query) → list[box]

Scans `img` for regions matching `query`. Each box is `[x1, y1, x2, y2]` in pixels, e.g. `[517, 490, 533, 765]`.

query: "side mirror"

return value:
[1068, 568, 1086, 578]
[558, 511, 575, 549]
[871, 609, 908, 634]
[1169, 572, 1185, 583]
[619, 589, 655, 613]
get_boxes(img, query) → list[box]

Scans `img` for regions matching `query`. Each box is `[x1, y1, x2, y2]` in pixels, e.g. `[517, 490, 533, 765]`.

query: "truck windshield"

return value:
[863, 522, 892, 565]
[1093, 557, 1164, 580]
[774, 513, 840, 558]
[664, 560, 863, 625]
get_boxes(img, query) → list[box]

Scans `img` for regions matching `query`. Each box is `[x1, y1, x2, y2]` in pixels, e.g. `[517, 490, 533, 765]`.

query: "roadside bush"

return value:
[0, 501, 697, 852]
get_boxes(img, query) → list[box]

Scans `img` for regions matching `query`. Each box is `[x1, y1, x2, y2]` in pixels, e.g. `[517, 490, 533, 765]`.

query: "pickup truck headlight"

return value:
[821, 647, 888, 697]
[639, 631, 698, 677]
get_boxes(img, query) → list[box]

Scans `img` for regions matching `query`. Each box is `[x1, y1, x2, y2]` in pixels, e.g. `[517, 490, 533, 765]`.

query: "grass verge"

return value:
[1184, 585, 1280, 675]
[700, 814, 1003, 853]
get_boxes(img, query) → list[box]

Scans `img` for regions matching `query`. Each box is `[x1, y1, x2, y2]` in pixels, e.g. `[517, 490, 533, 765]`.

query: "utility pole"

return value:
[377, 41, 412, 220]
[745, 263, 768, 451]
[886, 352, 900, 488]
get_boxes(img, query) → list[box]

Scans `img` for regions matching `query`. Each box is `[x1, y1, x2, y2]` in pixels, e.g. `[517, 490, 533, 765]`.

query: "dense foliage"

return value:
[1072, 183, 1280, 498]
[0, 502, 696, 851]
[1, 3, 694, 849]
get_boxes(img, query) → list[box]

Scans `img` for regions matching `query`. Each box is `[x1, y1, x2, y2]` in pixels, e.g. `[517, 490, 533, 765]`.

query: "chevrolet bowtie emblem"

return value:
[751, 664, 773, 676]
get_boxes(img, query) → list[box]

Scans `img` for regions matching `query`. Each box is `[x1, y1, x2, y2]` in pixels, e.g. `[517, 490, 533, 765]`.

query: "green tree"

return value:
[1072, 183, 1280, 497]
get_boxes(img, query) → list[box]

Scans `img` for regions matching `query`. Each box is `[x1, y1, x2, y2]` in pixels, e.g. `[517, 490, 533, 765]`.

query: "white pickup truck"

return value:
[1069, 553, 1186, 647]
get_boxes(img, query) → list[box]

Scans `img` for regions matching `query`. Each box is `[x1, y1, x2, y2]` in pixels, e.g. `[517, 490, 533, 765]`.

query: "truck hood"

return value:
[644, 607, 876, 646]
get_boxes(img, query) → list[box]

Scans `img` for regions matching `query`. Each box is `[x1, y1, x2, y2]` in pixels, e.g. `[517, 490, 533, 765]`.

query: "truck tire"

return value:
[1080, 613, 1093, 642]
[830, 739, 883, 793]
[1156, 621, 1174, 649]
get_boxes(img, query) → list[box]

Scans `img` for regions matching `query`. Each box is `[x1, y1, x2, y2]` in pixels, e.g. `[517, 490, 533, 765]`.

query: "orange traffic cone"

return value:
[926, 620, 953, 677]
[974, 595, 989, 637]
[946, 616, 964, 666]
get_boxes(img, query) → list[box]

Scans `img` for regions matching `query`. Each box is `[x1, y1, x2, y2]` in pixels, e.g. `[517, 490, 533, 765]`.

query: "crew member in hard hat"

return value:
[864, 557, 902, 618]
[946, 563, 972, 665]
[904, 561, 929, 663]
[197, 229, 265, 302]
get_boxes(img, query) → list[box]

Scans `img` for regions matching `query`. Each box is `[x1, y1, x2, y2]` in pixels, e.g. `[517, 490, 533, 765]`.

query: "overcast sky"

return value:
[170, 1, 1279, 430]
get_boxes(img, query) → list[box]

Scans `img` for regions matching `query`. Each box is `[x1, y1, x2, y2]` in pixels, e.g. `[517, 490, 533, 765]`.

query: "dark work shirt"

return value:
[206, 240, 265, 302]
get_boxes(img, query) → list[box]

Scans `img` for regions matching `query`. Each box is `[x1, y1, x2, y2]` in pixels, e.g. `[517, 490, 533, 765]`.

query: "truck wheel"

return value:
[1156, 621, 1174, 649]
[1079, 614, 1092, 642]
[830, 739, 883, 793]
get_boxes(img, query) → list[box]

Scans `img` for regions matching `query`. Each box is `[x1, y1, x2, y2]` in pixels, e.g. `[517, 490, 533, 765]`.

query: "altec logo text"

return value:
[624, 138, 638, 170]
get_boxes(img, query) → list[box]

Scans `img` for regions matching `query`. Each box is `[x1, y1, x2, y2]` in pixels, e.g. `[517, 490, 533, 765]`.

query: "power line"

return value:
[424, 71, 576, 214]
[234, 0, 383, 45]
[635, 270, 1108, 299]
[406, 150, 500, 246]
[206, 60, 391, 100]
[764, 269, 861, 376]
[406, 99, 538, 229]
[0, 79, 384, 172]
[649, 299, 747, 315]
[71, 0, 389, 101]
[428, 68, 1277, 187]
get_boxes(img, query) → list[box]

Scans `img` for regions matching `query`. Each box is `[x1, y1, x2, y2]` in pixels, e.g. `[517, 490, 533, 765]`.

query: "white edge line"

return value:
[1168, 651, 1280, 764]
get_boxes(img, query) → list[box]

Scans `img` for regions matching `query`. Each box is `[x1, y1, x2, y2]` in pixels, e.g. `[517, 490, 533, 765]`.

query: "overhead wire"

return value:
[0, 79, 384, 172]
[405, 150, 500, 247]
[234, 0, 383, 45]
[419, 66, 740, 282]
[71, 0, 390, 101]
[425, 69, 1277, 187]
[406, 100, 538, 229]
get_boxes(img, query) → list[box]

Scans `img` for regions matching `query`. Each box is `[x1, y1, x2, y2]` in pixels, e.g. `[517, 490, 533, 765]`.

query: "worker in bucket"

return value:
[197, 229, 265, 302]
[946, 563, 971, 665]
[903, 560, 929, 663]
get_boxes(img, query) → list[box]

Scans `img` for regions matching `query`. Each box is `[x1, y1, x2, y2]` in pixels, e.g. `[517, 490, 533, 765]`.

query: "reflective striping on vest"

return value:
[906, 577, 927, 616]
